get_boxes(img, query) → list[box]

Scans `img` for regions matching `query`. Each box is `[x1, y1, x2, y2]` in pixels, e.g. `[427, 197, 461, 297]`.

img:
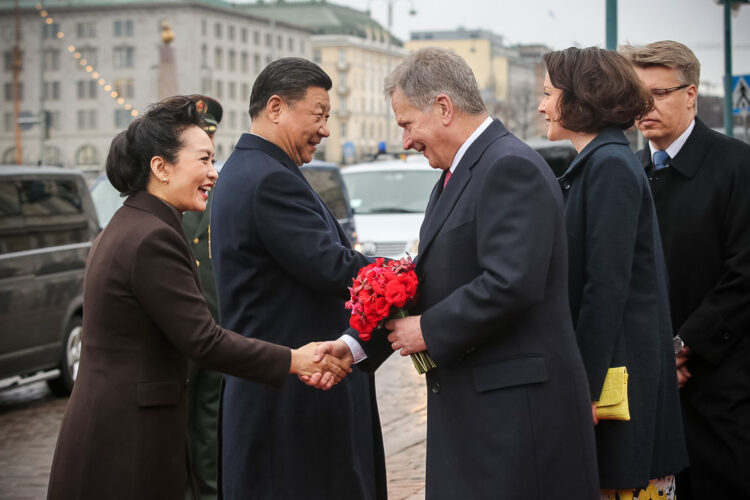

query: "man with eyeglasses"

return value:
[621, 40, 750, 499]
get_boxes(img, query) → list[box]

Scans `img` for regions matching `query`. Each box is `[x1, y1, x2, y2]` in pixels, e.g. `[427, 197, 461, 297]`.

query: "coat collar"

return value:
[638, 117, 711, 179]
[235, 132, 300, 172]
[558, 127, 629, 185]
[417, 119, 509, 263]
[124, 190, 184, 235]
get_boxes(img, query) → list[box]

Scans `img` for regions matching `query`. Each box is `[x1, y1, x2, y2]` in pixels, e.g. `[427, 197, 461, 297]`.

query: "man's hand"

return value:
[290, 342, 350, 390]
[675, 345, 692, 388]
[385, 315, 426, 356]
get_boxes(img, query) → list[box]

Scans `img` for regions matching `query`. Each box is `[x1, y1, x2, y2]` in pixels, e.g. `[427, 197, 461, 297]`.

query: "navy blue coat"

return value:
[639, 118, 750, 498]
[559, 128, 688, 489]
[366, 120, 599, 499]
[210, 134, 386, 500]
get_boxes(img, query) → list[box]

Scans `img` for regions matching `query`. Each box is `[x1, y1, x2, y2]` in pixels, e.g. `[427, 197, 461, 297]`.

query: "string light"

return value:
[38, 4, 139, 116]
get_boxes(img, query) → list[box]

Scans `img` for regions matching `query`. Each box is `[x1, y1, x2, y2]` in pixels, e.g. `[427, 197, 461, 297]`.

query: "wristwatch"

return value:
[673, 335, 685, 355]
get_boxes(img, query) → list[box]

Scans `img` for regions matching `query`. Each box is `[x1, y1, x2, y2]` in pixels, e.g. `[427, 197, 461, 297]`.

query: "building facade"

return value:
[0, 0, 311, 174]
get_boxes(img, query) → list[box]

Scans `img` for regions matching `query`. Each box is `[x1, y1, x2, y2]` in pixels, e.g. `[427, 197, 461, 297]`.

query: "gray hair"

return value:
[384, 47, 487, 115]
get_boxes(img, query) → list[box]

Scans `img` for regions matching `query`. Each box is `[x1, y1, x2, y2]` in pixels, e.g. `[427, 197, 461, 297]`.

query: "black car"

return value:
[0, 166, 99, 395]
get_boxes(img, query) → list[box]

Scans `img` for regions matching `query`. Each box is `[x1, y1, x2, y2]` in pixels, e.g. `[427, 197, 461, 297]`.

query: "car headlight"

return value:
[357, 240, 378, 256]
[404, 238, 419, 258]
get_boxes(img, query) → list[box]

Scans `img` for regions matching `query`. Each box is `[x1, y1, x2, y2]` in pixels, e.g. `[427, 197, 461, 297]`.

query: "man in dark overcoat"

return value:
[623, 40, 750, 499]
[319, 47, 599, 500]
[210, 58, 386, 499]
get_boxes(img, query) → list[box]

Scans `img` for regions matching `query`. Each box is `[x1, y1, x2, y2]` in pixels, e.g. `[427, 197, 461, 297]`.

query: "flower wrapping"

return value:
[346, 256, 436, 374]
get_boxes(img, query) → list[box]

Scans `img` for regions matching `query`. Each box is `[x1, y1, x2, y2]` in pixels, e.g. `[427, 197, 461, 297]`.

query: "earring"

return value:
[163, 177, 168, 184]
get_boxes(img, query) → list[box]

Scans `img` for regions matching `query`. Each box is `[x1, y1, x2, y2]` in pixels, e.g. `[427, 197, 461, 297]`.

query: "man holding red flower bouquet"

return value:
[317, 48, 599, 499]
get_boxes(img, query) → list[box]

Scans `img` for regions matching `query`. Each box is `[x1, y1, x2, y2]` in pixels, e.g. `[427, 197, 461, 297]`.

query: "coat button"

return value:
[431, 383, 441, 394]
[193, 237, 199, 244]
[196, 259, 200, 267]
[722, 331, 731, 341]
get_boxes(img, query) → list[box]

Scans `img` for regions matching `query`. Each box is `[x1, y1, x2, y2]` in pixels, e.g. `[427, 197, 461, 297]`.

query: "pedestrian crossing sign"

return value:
[733, 75, 750, 115]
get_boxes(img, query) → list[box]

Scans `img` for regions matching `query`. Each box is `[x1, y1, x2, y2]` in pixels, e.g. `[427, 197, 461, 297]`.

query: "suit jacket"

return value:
[210, 134, 386, 500]
[47, 191, 290, 500]
[560, 127, 687, 488]
[367, 120, 599, 499]
[639, 117, 750, 498]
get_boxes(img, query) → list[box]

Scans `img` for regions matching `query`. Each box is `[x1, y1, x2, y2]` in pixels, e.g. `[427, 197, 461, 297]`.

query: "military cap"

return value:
[196, 96, 223, 133]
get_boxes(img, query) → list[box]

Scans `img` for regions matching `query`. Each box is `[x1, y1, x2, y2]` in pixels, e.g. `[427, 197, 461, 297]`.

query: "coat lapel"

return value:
[417, 120, 507, 262]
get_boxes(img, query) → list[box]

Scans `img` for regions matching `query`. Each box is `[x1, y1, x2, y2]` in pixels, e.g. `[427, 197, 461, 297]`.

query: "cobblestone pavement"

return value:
[0, 354, 427, 499]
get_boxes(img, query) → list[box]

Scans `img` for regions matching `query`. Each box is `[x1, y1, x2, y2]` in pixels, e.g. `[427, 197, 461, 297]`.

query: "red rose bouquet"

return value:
[346, 256, 436, 374]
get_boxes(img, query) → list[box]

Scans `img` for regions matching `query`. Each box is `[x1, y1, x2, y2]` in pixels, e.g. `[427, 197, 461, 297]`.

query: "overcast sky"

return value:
[342, 0, 750, 96]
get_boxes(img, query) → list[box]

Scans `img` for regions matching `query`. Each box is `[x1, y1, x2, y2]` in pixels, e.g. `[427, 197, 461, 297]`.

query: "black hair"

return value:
[248, 57, 332, 118]
[106, 95, 206, 196]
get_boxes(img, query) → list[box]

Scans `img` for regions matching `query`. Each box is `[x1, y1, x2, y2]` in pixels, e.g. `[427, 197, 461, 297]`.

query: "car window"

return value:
[342, 170, 439, 214]
[300, 168, 349, 220]
[90, 177, 124, 228]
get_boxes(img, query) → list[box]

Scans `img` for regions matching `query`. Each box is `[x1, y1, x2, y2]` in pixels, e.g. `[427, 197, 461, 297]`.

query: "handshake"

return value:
[289, 339, 354, 390]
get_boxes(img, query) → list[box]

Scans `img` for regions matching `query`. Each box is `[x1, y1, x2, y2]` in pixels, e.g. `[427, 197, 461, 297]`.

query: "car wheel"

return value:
[48, 315, 82, 397]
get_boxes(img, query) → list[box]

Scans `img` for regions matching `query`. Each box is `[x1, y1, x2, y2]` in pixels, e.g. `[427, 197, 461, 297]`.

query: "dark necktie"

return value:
[653, 150, 670, 170]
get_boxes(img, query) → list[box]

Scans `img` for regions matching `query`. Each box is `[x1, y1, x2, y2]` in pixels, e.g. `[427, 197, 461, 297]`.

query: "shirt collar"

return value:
[650, 119, 695, 164]
[449, 116, 493, 174]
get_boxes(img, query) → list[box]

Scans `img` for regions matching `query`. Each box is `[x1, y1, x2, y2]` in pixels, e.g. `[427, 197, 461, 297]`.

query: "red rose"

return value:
[374, 296, 391, 317]
[398, 271, 418, 297]
[385, 280, 407, 308]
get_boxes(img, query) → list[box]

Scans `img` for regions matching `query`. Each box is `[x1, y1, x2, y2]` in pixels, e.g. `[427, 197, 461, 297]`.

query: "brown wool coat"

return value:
[47, 191, 291, 500]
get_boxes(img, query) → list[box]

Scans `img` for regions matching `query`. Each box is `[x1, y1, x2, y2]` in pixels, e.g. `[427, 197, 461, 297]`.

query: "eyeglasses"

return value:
[650, 84, 690, 99]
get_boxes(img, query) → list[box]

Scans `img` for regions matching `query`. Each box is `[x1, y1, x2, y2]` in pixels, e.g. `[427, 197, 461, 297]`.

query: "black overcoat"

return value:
[47, 191, 290, 500]
[559, 127, 688, 489]
[639, 118, 750, 498]
[210, 134, 386, 500]
[365, 120, 600, 499]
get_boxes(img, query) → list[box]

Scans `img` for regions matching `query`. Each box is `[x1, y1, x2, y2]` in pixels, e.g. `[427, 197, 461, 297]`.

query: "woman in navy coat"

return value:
[539, 47, 688, 498]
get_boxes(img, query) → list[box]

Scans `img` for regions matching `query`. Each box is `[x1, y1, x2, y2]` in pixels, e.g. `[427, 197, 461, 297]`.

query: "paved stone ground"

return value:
[0, 354, 427, 499]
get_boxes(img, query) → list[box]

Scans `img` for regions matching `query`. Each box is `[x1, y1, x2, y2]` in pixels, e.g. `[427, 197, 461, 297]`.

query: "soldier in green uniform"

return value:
[183, 96, 222, 500]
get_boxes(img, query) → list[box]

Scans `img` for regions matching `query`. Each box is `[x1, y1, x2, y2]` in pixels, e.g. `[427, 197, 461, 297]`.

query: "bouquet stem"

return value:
[410, 352, 437, 375]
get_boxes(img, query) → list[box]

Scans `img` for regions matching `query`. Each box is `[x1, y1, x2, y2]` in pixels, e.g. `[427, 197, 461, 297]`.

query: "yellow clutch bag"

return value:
[595, 366, 630, 421]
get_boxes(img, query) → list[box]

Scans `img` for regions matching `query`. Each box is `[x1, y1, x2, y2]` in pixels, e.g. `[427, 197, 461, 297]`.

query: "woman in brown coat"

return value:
[47, 96, 346, 500]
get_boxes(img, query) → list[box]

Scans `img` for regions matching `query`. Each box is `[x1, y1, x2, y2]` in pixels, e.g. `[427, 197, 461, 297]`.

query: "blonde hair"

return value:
[619, 40, 701, 88]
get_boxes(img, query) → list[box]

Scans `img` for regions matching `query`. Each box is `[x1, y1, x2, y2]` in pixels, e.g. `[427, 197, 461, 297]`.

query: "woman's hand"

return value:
[591, 402, 599, 426]
[290, 342, 352, 390]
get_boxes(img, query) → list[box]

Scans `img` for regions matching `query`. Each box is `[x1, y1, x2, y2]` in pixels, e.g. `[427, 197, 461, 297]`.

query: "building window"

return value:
[228, 25, 235, 41]
[300, 40, 305, 53]
[254, 30, 260, 45]
[229, 110, 237, 129]
[47, 111, 61, 131]
[77, 47, 97, 70]
[76, 110, 97, 130]
[77, 80, 97, 99]
[201, 78, 212, 94]
[43, 81, 61, 100]
[214, 23, 222, 39]
[114, 20, 134, 37]
[76, 145, 98, 165]
[201, 20, 207, 36]
[241, 52, 249, 73]
[241, 83, 249, 100]
[228, 49, 236, 72]
[4, 82, 23, 101]
[340, 123, 347, 138]
[215, 48, 223, 70]
[113, 78, 134, 98]
[4, 50, 21, 71]
[288, 37, 294, 52]
[277, 35, 283, 50]
[201, 44, 207, 67]
[76, 22, 96, 38]
[338, 49, 347, 65]
[43, 49, 59, 71]
[254, 54, 261, 73]
[312, 50, 321, 63]
[4, 112, 13, 131]
[216, 81, 223, 99]
[42, 145, 62, 164]
[43, 23, 60, 39]
[114, 109, 133, 128]
[265, 33, 272, 47]
[113, 46, 134, 68]
[241, 28, 248, 43]
[229, 82, 236, 100]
